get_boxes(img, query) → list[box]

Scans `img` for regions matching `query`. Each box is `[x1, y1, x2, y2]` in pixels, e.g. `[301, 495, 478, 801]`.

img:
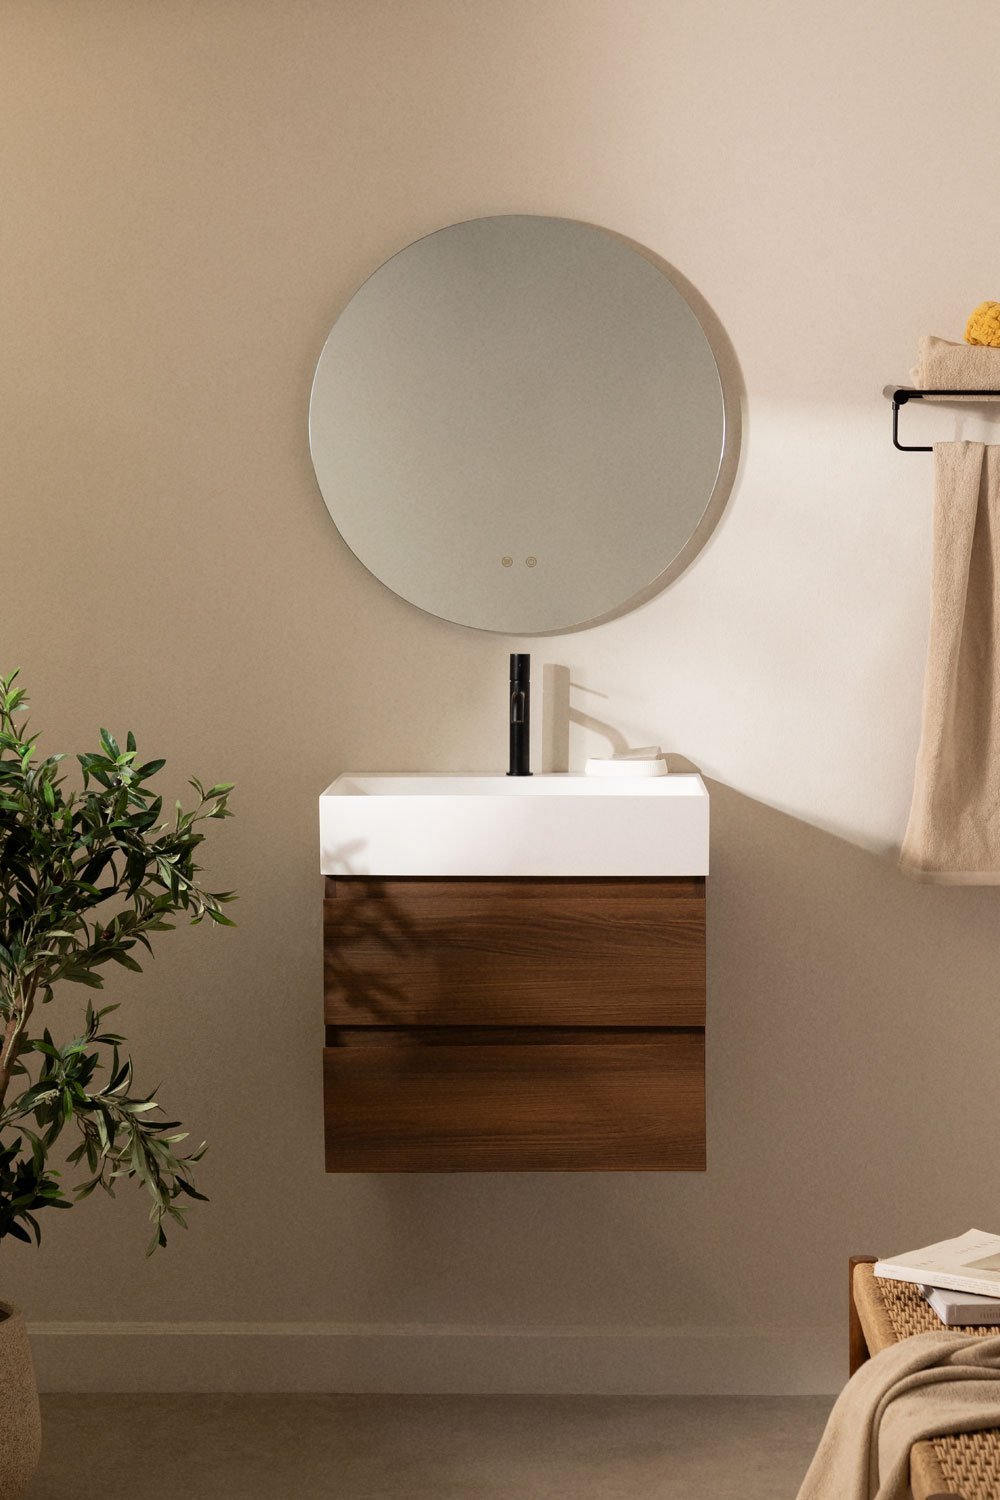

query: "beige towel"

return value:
[797, 1329, 1000, 1500]
[901, 442, 1000, 882]
[912, 334, 1000, 390]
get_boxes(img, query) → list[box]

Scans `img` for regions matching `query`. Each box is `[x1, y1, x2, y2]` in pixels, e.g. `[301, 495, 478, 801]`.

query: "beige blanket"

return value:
[900, 442, 1000, 882]
[797, 1330, 1000, 1500]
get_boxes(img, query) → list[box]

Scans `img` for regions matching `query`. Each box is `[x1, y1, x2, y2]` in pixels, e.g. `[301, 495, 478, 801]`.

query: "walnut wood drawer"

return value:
[323, 876, 705, 1028]
[323, 1028, 706, 1172]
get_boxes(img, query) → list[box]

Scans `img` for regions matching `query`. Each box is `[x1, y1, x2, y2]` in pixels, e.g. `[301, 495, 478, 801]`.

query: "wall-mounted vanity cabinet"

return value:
[320, 775, 708, 1172]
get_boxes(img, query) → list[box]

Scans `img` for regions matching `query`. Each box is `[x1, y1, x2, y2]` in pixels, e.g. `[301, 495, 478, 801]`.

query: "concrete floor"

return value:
[24, 1393, 832, 1499]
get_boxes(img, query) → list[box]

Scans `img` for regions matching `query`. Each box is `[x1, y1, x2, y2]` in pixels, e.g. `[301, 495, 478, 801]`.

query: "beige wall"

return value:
[3, 0, 1000, 1393]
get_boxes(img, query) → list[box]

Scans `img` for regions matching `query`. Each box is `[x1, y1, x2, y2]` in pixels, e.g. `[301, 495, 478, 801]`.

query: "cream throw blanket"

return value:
[900, 442, 1000, 882]
[797, 1330, 1000, 1500]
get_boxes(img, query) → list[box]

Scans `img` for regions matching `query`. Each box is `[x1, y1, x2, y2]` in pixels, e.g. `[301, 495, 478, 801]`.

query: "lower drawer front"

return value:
[324, 1030, 705, 1172]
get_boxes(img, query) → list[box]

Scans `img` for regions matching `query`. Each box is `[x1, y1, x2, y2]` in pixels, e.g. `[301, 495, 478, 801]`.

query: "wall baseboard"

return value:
[29, 1321, 843, 1395]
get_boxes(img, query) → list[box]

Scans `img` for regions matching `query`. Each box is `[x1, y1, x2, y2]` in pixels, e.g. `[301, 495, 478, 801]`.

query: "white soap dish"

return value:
[584, 756, 668, 778]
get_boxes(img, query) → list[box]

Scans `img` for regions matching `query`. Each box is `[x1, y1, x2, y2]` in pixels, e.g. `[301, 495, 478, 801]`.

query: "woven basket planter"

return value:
[0, 1303, 40, 1498]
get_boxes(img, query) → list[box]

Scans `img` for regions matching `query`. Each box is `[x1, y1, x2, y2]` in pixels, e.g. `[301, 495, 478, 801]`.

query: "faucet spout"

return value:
[507, 654, 532, 776]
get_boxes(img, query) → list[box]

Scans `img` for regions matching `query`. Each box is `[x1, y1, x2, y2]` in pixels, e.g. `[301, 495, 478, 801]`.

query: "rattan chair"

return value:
[849, 1255, 1000, 1500]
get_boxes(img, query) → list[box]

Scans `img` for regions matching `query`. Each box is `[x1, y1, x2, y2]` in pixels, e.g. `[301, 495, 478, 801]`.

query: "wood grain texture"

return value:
[324, 876, 705, 1028]
[324, 1029, 706, 1172]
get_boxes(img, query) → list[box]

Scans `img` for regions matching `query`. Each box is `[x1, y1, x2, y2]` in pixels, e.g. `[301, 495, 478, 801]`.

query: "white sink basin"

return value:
[319, 773, 709, 877]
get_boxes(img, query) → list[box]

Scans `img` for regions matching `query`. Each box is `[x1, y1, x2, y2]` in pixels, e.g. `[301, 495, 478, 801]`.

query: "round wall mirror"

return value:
[309, 216, 726, 634]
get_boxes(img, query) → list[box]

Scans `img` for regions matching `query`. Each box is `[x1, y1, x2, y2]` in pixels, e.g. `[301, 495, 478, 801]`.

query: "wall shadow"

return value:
[324, 878, 421, 1027]
[335, 777, 1000, 1339]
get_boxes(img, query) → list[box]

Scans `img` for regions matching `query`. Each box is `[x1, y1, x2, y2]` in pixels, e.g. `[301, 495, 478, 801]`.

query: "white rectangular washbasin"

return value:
[319, 773, 709, 877]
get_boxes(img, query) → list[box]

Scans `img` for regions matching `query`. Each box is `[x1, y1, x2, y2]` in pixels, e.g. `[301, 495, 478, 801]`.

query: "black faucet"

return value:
[507, 654, 531, 776]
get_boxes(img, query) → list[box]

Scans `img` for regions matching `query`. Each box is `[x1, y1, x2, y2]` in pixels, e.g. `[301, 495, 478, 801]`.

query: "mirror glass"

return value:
[309, 216, 725, 633]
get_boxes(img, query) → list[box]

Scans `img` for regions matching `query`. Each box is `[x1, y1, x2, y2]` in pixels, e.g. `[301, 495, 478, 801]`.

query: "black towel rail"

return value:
[884, 386, 1000, 452]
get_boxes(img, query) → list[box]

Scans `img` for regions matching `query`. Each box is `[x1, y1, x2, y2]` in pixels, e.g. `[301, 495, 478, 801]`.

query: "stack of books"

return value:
[875, 1229, 1000, 1326]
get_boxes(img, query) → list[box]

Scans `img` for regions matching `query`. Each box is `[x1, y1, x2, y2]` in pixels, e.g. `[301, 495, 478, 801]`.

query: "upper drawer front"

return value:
[324, 877, 705, 1027]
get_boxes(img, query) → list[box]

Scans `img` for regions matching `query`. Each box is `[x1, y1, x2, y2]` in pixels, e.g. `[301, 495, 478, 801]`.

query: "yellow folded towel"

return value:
[966, 300, 1000, 346]
[911, 334, 1000, 389]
